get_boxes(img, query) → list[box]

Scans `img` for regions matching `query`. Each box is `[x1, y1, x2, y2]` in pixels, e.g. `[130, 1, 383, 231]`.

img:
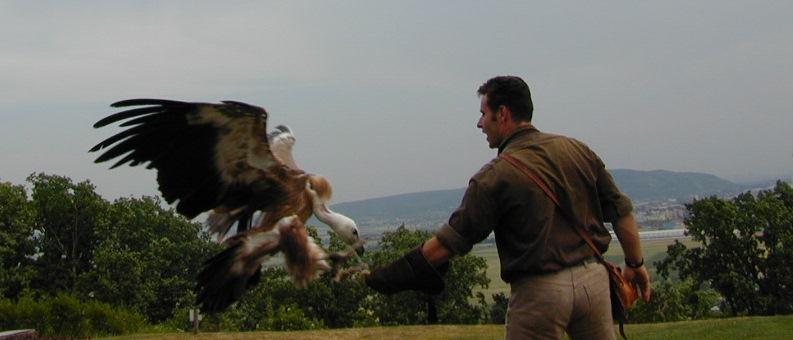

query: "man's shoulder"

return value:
[536, 131, 599, 157]
[471, 155, 514, 184]
[537, 130, 586, 145]
[506, 129, 593, 154]
[472, 157, 500, 179]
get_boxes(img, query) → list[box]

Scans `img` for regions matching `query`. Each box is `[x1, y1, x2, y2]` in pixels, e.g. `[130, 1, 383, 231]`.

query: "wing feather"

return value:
[91, 98, 302, 220]
[92, 106, 164, 128]
[111, 98, 188, 108]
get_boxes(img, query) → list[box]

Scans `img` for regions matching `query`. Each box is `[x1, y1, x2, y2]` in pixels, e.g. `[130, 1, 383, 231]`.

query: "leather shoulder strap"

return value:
[499, 152, 605, 261]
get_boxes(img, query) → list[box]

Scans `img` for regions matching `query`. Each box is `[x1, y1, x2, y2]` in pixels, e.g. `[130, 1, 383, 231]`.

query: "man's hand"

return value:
[622, 264, 652, 302]
[612, 214, 652, 302]
[365, 243, 447, 295]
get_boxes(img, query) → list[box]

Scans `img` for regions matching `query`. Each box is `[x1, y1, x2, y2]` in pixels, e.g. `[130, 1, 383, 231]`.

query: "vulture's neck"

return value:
[311, 195, 339, 227]
[308, 190, 348, 233]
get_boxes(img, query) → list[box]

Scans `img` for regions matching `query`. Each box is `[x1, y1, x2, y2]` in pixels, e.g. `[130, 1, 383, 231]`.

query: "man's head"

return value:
[477, 76, 533, 122]
[476, 76, 533, 149]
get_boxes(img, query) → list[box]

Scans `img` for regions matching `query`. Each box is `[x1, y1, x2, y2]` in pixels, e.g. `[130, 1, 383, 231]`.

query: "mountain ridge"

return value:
[327, 169, 753, 231]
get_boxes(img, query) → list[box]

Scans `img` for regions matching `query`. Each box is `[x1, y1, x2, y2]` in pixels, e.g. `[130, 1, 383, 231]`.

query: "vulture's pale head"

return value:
[307, 175, 364, 255]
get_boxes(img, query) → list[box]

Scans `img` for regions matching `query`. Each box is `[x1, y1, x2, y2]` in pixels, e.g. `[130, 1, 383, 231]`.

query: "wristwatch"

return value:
[625, 257, 644, 268]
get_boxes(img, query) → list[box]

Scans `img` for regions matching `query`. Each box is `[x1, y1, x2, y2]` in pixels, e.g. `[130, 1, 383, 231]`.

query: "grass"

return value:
[104, 315, 793, 339]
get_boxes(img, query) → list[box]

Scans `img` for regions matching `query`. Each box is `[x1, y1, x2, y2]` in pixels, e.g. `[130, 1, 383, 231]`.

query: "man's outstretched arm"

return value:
[612, 213, 652, 302]
[421, 236, 454, 266]
[364, 238, 452, 295]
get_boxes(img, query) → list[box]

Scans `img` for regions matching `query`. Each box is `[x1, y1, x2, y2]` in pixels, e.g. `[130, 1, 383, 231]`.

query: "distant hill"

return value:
[329, 169, 746, 231]
[609, 169, 745, 202]
[329, 188, 463, 232]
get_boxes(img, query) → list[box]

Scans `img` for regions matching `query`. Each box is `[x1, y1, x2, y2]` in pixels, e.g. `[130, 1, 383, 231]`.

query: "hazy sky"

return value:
[1, 1, 791, 203]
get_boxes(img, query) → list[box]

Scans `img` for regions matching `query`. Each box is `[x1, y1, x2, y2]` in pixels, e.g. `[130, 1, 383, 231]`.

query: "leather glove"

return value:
[365, 244, 448, 295]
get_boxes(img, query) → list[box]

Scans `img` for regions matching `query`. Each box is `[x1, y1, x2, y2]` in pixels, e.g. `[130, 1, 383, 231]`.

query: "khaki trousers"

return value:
[506, 260, 615, 340]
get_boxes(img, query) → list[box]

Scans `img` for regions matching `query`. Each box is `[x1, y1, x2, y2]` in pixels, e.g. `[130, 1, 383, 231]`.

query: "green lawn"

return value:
[105, 315, 793, 339]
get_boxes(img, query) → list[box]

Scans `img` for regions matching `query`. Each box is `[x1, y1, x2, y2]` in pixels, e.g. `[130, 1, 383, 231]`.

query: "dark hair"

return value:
[477, 76, 533, 122]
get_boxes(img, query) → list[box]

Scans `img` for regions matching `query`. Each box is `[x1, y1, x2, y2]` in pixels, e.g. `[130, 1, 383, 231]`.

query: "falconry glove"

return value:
[365, 243, 448, 295]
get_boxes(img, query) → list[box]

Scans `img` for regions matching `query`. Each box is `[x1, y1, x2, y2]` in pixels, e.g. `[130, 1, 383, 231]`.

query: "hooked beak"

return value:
[355, 243, 365, 256]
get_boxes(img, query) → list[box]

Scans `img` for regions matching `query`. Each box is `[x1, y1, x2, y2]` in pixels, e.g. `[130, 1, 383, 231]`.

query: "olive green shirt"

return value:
[436, 126, 633, 282]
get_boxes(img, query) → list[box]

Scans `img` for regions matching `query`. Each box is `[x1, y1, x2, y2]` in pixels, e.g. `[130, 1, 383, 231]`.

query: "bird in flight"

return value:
[90, 99, 365, 312]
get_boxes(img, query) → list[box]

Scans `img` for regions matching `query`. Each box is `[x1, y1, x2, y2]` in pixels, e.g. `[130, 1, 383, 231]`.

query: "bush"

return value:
[628, 279, 720, 323]
[489, 292, 508, 324]
[84, 299, 147, 335]
[257, 304, 325, 331]
[47, 293, 92, 337]
[0, 294, 51, 335]
[0, 293, 146, 337]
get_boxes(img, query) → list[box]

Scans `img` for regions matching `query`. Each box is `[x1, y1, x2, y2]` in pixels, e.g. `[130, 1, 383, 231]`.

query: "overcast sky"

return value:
[1, 1, 791, 204]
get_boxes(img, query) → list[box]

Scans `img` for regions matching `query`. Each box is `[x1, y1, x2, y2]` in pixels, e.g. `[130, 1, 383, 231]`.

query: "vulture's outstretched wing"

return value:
[90, 99, 305, 230]
[268, 125, 299, 170]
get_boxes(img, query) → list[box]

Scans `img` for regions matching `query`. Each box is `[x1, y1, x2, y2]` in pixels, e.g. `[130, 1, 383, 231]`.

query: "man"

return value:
[366, 76, 652, 339]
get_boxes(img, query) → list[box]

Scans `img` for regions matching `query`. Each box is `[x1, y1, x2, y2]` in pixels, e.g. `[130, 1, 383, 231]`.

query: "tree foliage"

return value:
[27, 173, 108, 293]
[489, 292, 508, 324]
[360, 225, 489, 325]
[628, 279, 720, 323]
[657, 181, 793, 316]
[0, 173, 220, 324]
[0, 181, 37, 298]
[78, 196, 221, 321]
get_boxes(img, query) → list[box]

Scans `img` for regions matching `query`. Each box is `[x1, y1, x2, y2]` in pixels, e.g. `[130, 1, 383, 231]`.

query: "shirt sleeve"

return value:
[593, 155, 634, 222]
[435, 177, 498, 255]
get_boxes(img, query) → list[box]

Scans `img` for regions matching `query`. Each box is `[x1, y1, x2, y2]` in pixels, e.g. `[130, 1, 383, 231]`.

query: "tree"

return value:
[27, 173, 109, 293]
[657, 181, 793, 316]
[77, 196, 221, 322]
[0, 174, 221, 322]
[0, 181, 37, 298]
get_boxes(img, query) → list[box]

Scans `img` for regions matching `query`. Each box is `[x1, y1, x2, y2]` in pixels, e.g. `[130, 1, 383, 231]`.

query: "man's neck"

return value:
[506, 121, 533, 135]
[497, 122, 537, 153]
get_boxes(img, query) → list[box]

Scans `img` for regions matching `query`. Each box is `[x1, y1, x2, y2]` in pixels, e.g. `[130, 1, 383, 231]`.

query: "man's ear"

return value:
[497, 105, 511, 123]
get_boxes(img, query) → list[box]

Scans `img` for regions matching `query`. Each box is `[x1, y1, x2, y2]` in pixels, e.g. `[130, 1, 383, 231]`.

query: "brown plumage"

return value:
[90, 99, 363, 313]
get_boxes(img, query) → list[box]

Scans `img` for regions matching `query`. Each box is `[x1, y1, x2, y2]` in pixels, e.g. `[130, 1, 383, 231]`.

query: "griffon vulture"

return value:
[90, 99, 364, 312]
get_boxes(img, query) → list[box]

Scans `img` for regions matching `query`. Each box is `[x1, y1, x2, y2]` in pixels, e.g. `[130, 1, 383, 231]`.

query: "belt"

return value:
[509, 257, 600, 286]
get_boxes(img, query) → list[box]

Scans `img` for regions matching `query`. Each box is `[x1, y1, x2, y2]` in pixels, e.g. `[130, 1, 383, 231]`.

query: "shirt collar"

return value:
[497, 124, 539, 154]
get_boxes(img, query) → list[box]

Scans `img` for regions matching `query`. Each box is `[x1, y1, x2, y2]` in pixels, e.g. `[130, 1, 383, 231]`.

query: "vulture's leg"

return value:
[327, 240, 370, 282]
[279, 216, 331, 288]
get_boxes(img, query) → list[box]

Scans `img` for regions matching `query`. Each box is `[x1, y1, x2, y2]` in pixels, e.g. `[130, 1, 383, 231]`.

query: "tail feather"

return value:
[196, 243, 250, 312]
[195, 231, 280, 313]
[206, 212, 234, 242]
[206, 208, 252, 242]
[195, 215, 333, 313]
